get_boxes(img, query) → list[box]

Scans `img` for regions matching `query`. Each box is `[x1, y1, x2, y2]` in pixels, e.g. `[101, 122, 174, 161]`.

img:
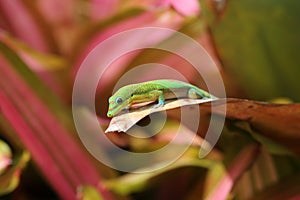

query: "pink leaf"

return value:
[0, 0, 49, 52]
[155, 0, 200, 16]
[206, 145, 260, 200]
[90, 0, 120, 20]
[0, 53, 112, 199]
[73, 11, 184, 109]
[37, 0, 74, 25]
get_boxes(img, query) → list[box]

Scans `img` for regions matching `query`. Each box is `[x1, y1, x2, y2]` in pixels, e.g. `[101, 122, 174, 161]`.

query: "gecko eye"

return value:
[116, 97, 123, 104]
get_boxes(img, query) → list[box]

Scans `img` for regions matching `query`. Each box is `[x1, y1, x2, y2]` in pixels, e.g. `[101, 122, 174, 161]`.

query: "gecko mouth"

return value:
[108, 103, 119, 111]
[107, 112, 113, 117]
[107, 106, 123, 117]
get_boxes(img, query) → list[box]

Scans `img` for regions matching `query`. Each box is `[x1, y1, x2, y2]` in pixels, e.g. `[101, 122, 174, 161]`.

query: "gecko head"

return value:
[107, 87, 132, 117]
[107, 96, 125, 117]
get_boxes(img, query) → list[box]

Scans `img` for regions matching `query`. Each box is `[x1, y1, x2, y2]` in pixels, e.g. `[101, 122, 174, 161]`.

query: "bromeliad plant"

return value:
[0, 0, 204, 199]
[0, 0, 300, 199]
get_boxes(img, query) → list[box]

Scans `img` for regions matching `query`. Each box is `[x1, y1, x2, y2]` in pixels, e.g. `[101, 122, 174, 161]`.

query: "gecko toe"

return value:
[152, 103, 164, 109]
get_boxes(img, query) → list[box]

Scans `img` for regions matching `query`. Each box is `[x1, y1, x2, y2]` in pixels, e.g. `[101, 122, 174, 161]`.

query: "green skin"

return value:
[107, 79, 217, 117]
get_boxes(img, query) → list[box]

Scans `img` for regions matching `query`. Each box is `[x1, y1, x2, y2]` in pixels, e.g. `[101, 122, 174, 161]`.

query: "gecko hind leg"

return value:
[188, 88, 207, 99]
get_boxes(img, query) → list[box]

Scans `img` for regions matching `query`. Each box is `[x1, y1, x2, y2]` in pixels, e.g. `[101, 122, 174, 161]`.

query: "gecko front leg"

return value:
[150, 90, 165, 109]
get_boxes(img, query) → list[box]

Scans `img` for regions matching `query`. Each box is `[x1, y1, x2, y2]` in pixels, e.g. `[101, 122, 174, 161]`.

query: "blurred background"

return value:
[0, 0, 300, 199]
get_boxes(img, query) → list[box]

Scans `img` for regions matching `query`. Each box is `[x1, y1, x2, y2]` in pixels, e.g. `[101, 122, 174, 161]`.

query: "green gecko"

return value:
[107, 79, 217, 117]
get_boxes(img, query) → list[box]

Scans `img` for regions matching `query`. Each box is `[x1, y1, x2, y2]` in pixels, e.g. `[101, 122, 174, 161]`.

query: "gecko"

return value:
[107, 79, 217, 117]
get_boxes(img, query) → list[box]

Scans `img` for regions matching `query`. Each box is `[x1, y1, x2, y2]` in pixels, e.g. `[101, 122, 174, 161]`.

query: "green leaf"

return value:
[104, 157, 217, 196]
[1, 33, 66, 71]
[77, 185, 104, 200]
[0, 38, 114, 199]
[200, 0, 300, 101]
[234, 121, 293, 156]
[0, 149, 30, 195]
[0, 40, 73, 129]
[0, 116, 30, 196]
[0, 140, 12, 175]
